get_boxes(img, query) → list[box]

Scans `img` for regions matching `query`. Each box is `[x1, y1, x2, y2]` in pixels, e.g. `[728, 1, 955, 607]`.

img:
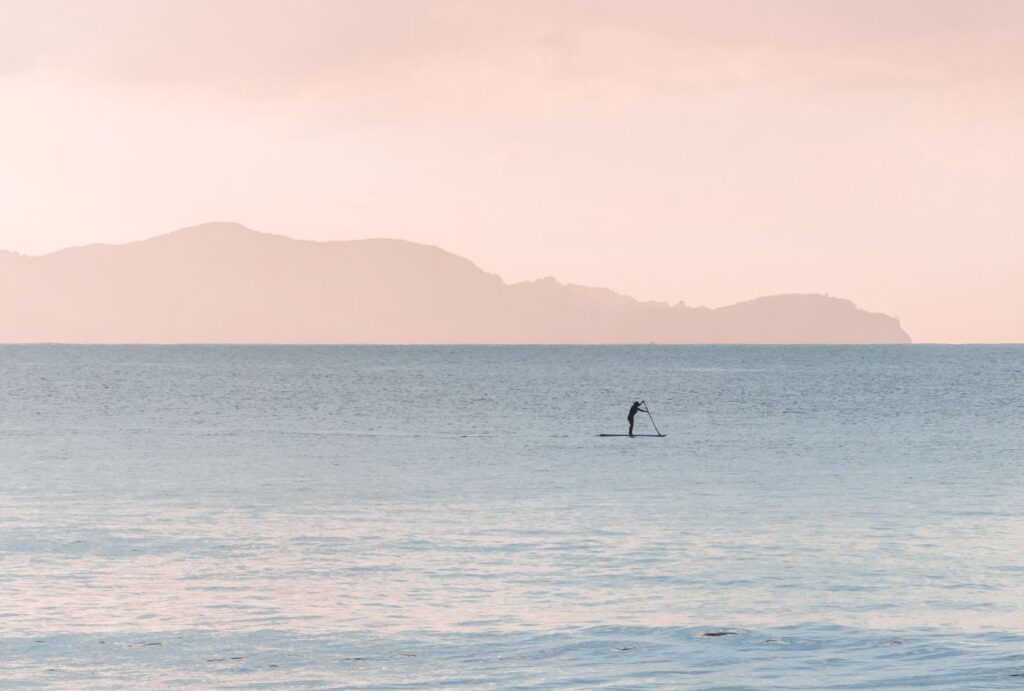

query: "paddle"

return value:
[641, 399, 663, 436]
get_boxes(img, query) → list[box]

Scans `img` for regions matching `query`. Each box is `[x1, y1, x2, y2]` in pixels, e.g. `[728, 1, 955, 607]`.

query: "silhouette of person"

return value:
[627, 401, 647, 437]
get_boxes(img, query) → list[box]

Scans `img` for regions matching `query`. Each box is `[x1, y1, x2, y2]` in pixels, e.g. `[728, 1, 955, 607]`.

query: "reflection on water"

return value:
[1, 345, 1023, 687]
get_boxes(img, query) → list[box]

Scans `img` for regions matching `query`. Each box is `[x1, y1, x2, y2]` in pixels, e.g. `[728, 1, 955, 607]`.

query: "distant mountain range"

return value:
[0, 223, 910, 343]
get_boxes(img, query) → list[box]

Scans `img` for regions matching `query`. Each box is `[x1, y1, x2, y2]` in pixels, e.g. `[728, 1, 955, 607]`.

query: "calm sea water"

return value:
[1, 345, 1022, 689]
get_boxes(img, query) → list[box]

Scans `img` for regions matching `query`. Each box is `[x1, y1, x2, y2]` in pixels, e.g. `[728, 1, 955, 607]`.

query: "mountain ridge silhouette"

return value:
[0, 222, 911, 344]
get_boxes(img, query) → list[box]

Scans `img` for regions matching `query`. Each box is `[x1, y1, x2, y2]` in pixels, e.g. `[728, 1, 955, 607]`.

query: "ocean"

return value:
[1, 345, 1022, 689]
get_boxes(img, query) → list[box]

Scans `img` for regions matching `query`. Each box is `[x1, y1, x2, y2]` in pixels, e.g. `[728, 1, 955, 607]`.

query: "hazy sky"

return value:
[1, 0, 1022, 342]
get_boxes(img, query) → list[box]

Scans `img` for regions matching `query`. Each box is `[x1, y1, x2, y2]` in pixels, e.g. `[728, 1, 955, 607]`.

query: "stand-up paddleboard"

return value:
[601, 399, 666, 437]
[598, 433, 666, 437]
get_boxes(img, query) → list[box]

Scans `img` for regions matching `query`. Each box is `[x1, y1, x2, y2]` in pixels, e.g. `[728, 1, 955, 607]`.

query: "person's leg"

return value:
[628, 418, 634, 436]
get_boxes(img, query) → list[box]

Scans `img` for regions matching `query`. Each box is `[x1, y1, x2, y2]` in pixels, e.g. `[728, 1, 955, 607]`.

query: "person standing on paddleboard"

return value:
[627, 401, 648, 437]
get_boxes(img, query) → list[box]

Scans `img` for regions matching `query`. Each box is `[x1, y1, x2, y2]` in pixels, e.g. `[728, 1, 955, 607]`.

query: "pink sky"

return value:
[1, 0, 1022, 342]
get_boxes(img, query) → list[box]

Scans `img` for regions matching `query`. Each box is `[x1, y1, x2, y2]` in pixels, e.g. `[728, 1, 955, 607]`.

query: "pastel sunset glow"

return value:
[1, 1, 1022, 342]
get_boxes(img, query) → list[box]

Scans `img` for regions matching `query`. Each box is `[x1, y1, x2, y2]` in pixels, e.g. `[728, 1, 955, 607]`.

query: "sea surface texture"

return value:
[1, 345, 1022, 689]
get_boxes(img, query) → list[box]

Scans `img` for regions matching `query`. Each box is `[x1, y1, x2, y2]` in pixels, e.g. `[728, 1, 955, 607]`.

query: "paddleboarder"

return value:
[627, 401, 648, 437]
